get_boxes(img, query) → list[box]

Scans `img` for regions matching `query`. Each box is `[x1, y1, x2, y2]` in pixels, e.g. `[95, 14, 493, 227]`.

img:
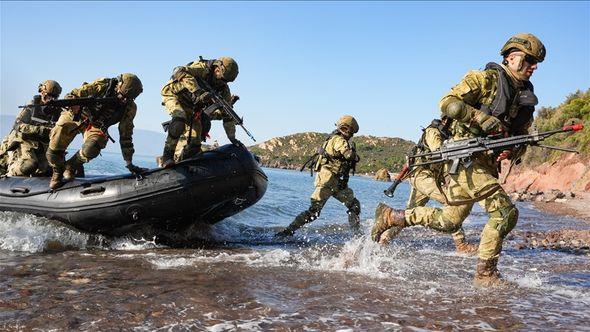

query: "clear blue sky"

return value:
[1, 1, 589, 144]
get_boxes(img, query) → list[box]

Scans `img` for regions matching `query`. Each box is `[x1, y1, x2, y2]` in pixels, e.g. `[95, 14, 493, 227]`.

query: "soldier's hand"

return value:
[193, 91, 213, 105]
[126, 163, 148, 175]
[473, 110, 506, 134]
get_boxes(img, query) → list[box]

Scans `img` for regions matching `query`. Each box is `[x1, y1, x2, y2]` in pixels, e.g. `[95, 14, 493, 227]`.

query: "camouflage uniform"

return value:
[47, 76, 140, 188]
[372, 33, 546, 286]
[1, 81, 62, 176]
[277, 116, 361, 237]
[379, 123, 476, 253]
[4, 105, 57, 176]
[161, 57, 238, 164]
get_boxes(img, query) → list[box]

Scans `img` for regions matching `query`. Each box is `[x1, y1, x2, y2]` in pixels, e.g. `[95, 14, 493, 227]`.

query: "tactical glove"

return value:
[192, 91, 213, 106]
[126, 163, 148, 175]
[473, 110, 507, 134]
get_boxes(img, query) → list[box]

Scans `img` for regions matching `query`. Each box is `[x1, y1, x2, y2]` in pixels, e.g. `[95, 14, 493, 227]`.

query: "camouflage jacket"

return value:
[440, 63, 536, 162]
[161, 59, 232, 114]
[315, 132, 357, 175]
[69, 78, 137, 162]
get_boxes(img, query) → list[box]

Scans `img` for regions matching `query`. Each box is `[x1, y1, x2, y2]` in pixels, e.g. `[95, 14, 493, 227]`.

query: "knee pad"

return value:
[168, 117, 186, 139]
[18, 159, 38, 176]
[80, 141, 101, 161]
[346, 198, 361, 215]
[46, 149, 65, 168]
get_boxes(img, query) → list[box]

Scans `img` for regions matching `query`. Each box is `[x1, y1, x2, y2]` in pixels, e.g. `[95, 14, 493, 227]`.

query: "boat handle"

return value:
[80, 186, 105, 195]
[10, 187, 30, 194]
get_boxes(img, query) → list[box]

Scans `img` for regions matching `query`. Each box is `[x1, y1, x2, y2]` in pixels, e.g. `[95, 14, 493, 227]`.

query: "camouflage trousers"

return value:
[47, 110, 107, 169]
[163, 97, 201, 161]
[6, 141, 49, 176]
[405, 168, 470, 244]
[311, 167, 356, 209]
[405, 159, 517, 260]
[172, 108, 236, 160]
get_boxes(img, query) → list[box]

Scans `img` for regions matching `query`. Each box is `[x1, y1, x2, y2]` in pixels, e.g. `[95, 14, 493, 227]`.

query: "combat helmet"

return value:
[215, 57, 239, 82]
[118, 73, 143, 100]
[500, 33, 546, 63]
[38, 80, 62, 98]
[336, 115, 359, 137]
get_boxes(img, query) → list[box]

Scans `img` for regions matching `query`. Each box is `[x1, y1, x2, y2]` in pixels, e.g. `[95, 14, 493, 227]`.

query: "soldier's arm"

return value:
[68, 79, 104, 98]
[219, 85, 237, 140]
[118, 102, 137, 164]
[332, 136, 356, 161]
[423, 127, 443, 151]
[440, 70, 504, 133]
[14, 107, 49, 138]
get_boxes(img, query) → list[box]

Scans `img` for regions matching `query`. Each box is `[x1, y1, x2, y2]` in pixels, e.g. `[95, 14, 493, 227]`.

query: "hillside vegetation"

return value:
[521, 89, 590, 166]
[249, 132, 415, 174]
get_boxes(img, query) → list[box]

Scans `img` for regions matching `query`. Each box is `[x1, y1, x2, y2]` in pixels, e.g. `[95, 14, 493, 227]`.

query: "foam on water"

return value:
[0, 212, 91, 253]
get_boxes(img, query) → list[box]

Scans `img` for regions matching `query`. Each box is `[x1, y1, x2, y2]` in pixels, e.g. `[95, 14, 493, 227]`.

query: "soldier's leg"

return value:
[161, 98, 189, 166]
[333, 186, 361, 235]
[474, 189, 518, 287]
[179, 120, 202, 160]
[47, 111, 79, 189]
[377, 176, 431, 245]
[276, 169, 335, 237]
[64, 129, 107, 181]
[411, 170, 478, 253]
[7, 142, 38, 176]
[174, 134, 187, 162]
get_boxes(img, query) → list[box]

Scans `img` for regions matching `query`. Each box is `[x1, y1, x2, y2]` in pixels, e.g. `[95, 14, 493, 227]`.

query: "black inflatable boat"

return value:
[0, 144, 267, 236]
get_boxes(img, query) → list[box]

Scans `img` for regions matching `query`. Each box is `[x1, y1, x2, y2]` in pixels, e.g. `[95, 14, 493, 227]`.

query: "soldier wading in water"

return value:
[276, 115, 362, 237]
[371, 33, 546, 287]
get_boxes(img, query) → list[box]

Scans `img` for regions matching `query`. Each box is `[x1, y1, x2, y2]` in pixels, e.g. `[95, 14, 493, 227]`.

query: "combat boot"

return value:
[346, 198, 362, 235]
[371, 202, 406, 243]
[179, 143, 202, 161]
[454, 238, 478, 255]
[49, 169, 64, 190]
[63, 153, 84, 182]
[275, 211, 313, 237]
[473, 258, 512, 288]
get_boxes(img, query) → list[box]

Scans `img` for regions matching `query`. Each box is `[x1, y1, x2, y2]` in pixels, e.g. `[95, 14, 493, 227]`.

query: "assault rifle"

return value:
[410, 124, 584, 175]
[196, 78, 256, 142]
[19, 97, 121, 110]
[383, 124, 584, 198]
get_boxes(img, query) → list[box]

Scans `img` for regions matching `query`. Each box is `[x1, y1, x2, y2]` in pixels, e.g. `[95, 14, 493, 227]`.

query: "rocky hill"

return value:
[504, 89, 590, 193]
[248, 132, 415, 174]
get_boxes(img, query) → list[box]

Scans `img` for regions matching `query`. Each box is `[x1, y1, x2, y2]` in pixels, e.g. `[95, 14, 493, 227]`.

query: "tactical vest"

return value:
[314, 131, 356, 176]
[85, 78, 128, 131]
[479, 62, 538, 133]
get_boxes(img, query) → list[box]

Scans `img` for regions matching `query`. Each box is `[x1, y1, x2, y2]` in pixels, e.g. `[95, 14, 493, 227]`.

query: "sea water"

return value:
[1, 152, 589, 330]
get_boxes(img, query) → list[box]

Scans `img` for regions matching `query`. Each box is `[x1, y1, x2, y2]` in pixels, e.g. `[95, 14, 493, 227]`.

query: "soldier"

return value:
[276, 115, 362, 237]
[372, 33, 546, 287]
[160, 56, 240, 166]
[46, 73, 145, 189]
[378, 117, 478, 255]
[0, 80, 62, 176]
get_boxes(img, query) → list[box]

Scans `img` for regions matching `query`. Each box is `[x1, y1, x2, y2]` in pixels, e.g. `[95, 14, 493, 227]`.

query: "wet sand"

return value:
[532, 192, 590, 222]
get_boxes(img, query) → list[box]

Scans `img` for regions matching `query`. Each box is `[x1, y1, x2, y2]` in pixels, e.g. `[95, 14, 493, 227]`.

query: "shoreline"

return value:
[529, 192, 590, 223]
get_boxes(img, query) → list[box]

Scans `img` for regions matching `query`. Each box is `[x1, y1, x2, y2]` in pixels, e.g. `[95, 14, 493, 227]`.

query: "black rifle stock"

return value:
[196, 79, 256, 142]
[408, 124, 584, 174]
